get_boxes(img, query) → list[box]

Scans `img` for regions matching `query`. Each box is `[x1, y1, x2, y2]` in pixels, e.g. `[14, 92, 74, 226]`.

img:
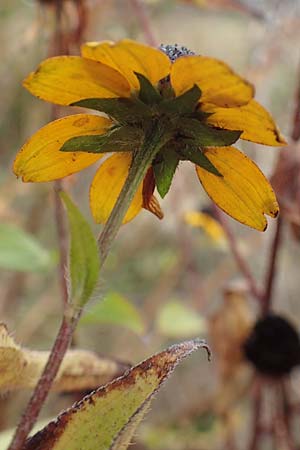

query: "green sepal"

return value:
[153, 146, 180, 198]
[60, 192, 100, 308]
[185, 110, 212, 121]
[159, 85, 201, 116]
[135, 72, 162, 105]
[178, 146, 222, 177]
[60, 125, 143, 153]
[179, 118, 242, 147]
[71, 97, 151, 124]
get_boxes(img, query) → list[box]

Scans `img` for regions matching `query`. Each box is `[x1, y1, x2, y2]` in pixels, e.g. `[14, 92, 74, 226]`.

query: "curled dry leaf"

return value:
[0, 324, 130, 392]
[24, 339, 210, 450]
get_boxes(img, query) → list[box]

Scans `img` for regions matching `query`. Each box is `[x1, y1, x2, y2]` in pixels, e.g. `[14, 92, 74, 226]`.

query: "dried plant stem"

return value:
[7, 312, 79, 450]
[261, 216, 282, 315]
[129, 0, 157, 46]
[97, 123, 165, 266]
[213, 206, 263, 301]
[248, 378, 263, 450]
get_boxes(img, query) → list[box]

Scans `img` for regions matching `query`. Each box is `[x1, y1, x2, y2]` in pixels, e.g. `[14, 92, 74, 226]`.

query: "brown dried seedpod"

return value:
[243, 314, 300, 377]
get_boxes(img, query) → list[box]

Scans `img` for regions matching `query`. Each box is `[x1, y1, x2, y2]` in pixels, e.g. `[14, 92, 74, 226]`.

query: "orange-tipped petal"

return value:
[142, 168, 164, 219]
[195, 146, 279, 231]
[203, 99, 287, 146]
[23, 56, 130, 106]
[14, 114, 111, 182]
[81, 39, 171, 92]
[90, 153, 143, 224]
[171, 55, 254, 107]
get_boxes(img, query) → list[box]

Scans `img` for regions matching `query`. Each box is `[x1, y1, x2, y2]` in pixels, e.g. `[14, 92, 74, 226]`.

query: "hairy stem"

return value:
[97, 123, 165, 266]
[7, 312, 79, 450]
[8, 123, 165, 450]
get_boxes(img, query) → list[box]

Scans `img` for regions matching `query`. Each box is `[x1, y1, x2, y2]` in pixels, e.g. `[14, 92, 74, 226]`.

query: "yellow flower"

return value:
[184, 210, 226, 245]
[14, 39, 286, 230]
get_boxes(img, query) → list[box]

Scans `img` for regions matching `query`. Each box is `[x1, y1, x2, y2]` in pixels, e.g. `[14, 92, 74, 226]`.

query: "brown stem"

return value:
[274, 380, 296, 450]
[213, 206, 264, 302]
[291, 62, 300, 142]
[7, 1, 85, 448]
[7, 312, 80, 450]
[248, 378, 263, 450]
[261, 216, 282, 315]
[129, 0, 157, 46]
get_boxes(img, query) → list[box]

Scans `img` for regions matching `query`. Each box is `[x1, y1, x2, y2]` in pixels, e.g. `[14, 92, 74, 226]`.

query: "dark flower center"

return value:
[243, 314, 300, 377]
[159, 44, 195, 62]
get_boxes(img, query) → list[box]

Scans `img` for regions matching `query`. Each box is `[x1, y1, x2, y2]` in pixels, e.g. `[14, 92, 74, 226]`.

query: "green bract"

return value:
[61, 76, 238, 200]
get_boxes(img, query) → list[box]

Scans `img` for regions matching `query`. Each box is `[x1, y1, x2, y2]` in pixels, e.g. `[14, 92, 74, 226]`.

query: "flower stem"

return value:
[97, 122, 165, 266]
[8, 123, 165, 450]
[7, 311, 79, 450]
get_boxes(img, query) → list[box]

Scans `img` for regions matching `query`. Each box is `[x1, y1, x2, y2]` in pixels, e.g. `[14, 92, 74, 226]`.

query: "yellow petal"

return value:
[90, 153, 143, 224]
[81, 39, 171, 91]
[195, 146, 279, 231]
[14, 114, 111, 182]
[23, 56, 130, 106]
[203, 100, 287, 146]
[184, 211, 225, 242]
[171, 55, 254, 107]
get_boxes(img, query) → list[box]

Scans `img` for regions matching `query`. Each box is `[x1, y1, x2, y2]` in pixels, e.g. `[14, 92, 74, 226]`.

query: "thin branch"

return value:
[261, 216, 282, 315]
[248, 378, 263, 450]
[291, 62, 300, 142]
[129, 0, 157, 46]
[213, 206, 264, 302]
[8, 1, 84, 448]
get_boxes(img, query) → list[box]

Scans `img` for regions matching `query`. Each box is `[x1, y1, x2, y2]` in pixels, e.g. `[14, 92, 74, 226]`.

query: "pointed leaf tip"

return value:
[24, 339, 210, 450]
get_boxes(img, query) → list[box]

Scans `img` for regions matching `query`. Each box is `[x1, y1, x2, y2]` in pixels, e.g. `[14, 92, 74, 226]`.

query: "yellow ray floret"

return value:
[203, 100, 287, 146]
[196, 146, 279, 231]
[171, 55, 254, 107]
[14, 114, 111, 182]
[23, 56, 131, 106]
[81, 39, 171, 92]
[90, 153, 143, 224]
[184, 211, 226, 243]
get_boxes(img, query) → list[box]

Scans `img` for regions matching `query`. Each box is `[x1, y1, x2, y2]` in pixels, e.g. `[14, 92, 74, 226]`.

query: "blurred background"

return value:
[1, 0, 300, 449]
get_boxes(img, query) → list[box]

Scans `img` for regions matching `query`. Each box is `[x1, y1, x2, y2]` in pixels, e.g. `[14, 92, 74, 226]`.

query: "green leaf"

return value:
[60, 126, 142, 154]
[71, 97, 151, 124]
[159, 84, 201, 116]
[179, 146, 222, 177]
[24, 339, 210, 450]
[135, 72, 162, 105]
[179, 118, 242, 147]
[80, 292, 145, 335]
[0, 224, 54, 272]
[60, 192, 100, 307]
[156, 300, 207, 338]
[153, 147, 180, 198]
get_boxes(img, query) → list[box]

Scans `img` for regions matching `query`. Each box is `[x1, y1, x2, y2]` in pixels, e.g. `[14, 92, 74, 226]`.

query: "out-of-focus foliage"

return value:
[81, 292, 145, 335]
[0, 224, 55, 272]
[155, 300, 207, 337]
